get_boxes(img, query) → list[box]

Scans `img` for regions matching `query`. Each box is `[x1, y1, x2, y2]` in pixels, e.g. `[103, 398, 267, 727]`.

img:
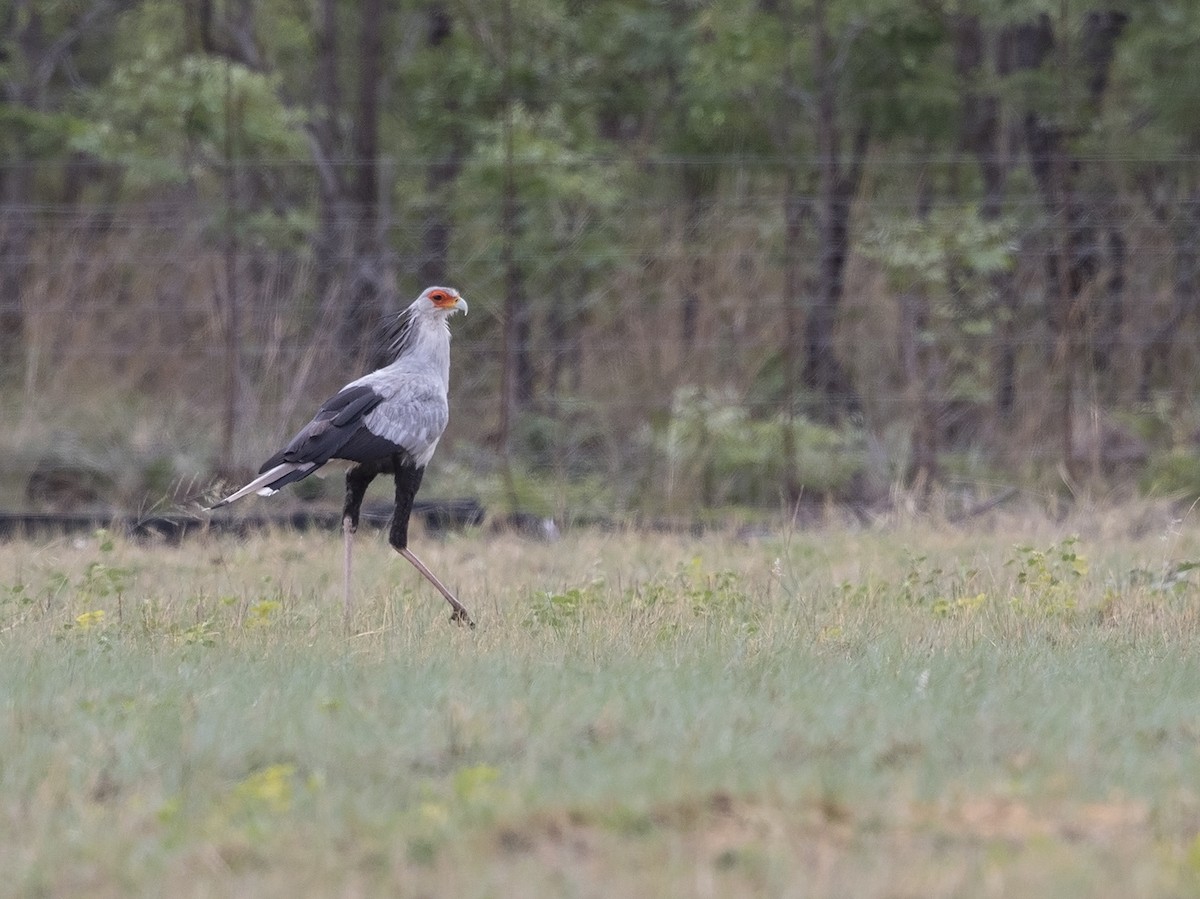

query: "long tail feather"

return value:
[207, 462, 314, 510]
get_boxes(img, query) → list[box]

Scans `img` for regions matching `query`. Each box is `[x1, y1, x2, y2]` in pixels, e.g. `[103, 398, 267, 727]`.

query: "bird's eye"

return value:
[430, 291, 446, 302]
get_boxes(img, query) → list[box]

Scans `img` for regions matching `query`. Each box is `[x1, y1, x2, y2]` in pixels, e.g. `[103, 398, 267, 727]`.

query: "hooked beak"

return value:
[453, 295, 468, 315]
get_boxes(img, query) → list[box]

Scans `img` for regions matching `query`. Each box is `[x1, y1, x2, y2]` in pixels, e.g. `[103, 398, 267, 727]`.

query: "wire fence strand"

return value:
[2, 156, 1199, 515]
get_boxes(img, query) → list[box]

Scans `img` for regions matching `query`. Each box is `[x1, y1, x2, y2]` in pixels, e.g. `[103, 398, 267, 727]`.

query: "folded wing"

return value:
[209, 379, 449, 509]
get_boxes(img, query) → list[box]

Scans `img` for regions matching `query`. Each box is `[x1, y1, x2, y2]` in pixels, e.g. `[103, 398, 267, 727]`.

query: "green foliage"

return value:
[584, 2, 691, 146]
[1140, 449, 1200, 500]
[424, 443, 616, 520]
[862, 206, 1018, 405]
[73, 53, 306, 183]
[1124, 559, 1200, 597]
[656, 386, 865, 508]
[524, 581, 604, 629]
[1006, 536, 1087, 619]
[76, 529, 134, 605]
[178, 617, 220, 648]
[864, 206, 1017, 290]
[1111, 3, 1200, 155]
[683, 3, 797, 154]
[524, 560, 758, 634]
[514, 397, 615, 477]
[453, 103, 629, 289]
[894, 551, 989, 617]
[686, 0, 956, 152]
[839, 0, 959, 141]
[5, 0, 1200, 506]
[0, 104, 84, 158]
[17, 420, 208, 512]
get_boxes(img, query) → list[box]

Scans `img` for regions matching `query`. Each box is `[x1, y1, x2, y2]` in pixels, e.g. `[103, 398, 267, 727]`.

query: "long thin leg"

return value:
[398, 547, 474, 627]
[390, 461, 474, 627]
[342, 514, 354, 628]
[343, 464, 380, 630]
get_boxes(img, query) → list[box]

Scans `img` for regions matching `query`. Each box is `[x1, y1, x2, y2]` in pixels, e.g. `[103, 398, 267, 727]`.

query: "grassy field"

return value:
[3, 506, 1200, 897]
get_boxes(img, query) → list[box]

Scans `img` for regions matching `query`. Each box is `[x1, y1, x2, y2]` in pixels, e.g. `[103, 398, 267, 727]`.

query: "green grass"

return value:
[3, 511, 1200, 896]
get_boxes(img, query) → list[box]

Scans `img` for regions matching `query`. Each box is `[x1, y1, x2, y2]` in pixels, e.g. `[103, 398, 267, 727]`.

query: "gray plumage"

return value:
[210, 286, 467, 509]
[209, 285, 474, 627]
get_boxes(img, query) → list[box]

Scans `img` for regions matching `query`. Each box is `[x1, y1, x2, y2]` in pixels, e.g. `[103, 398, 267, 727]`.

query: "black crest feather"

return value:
[373, 306, 417, 364]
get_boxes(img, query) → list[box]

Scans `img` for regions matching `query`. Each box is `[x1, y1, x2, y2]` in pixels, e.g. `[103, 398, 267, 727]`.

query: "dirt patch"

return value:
[928, 795, 1150, 844]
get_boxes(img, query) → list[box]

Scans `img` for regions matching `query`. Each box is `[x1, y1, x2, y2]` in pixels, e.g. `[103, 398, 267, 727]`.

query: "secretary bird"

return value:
[209, 286, 473, 627]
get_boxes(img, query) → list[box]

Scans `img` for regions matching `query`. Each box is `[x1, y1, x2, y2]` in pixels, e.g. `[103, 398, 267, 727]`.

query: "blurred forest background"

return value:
[2, 0, 1200, 520]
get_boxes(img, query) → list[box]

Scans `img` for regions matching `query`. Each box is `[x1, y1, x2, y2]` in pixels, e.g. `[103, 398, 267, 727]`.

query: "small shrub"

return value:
[524, 581, 603, 629]
[655, 386, 865, 509]
[1007, 537, 1087, 618]
[75, 530, 135, 607]
[1140, 448, 1200, 499]
[896, 551, 988, 616]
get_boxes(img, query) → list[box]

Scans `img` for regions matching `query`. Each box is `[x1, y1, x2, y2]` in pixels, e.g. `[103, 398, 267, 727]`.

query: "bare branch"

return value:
[840, 122, 871, 198]
[784, 84, 815, 115]
[303, 124, 346, 199]
[830, 19, 866, 80]
[33, 0, 131, 94]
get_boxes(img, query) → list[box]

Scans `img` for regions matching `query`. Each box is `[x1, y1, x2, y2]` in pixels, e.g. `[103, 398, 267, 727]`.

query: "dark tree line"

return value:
[2, 0, 1200, 509]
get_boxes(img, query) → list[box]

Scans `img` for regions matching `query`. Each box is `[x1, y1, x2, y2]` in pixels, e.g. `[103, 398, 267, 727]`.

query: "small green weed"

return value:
[178, 619, 220, 647]
[897, 552, 943, 606]
[524, 581, 603, 628]
[73, 609, 106, 630]
[248, 599, 283, 626]
[684, 566, 748, 617]
[57, 529, 137, 634]
[1126, 559, 1200, 595]
[897, 551, 987, 616]
[77, 529, 135, 604]
[1007, 536, 1087, 618]
[622, 560, 756, 629]
[930, 593, 987, 617]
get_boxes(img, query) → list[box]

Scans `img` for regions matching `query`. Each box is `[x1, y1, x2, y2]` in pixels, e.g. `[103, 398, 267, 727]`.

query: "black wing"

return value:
[258, 384, 387, 474]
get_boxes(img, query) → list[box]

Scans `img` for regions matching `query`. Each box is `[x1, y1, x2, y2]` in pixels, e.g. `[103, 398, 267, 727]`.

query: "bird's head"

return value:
[414, 286, 468, 318]
[383, 286, 467, 358]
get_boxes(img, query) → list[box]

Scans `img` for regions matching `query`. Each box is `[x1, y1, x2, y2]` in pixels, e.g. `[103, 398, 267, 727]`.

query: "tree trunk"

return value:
[309, 0, 349, 350]
[1140, 187, 1200, 401]
[957, 13, 1019, 419]
[417, 157, 460, 289]
[0, 1, 33, 380]
[805, 0, 864, 422]
[899, 288, 937, 490]
[805, 130, 864, 421]
[546, 227, 586, 402]
[415, 2, 462, 290]
[0, 169, 31, 382]
[1093, 223, 1124, 388]
[497, 0, 532, 456]
[343, 0, 389, 363]
[218, 58, 243, 476]
[0, 0, 149, 379]
[1019, 10, 1127, 476]
[680, 165, 706, 352]
[780, 166, 807, 503]
[306, 0, 392, 364]
[313, 0, 342, 153]
[1022, 10, 1127, 329]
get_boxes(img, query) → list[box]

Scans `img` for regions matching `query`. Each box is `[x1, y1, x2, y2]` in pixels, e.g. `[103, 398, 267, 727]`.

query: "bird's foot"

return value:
[450, 608, 475, 629]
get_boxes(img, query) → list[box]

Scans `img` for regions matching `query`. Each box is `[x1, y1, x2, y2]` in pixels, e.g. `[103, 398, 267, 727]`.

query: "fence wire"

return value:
[2, 156, 1199, 516]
